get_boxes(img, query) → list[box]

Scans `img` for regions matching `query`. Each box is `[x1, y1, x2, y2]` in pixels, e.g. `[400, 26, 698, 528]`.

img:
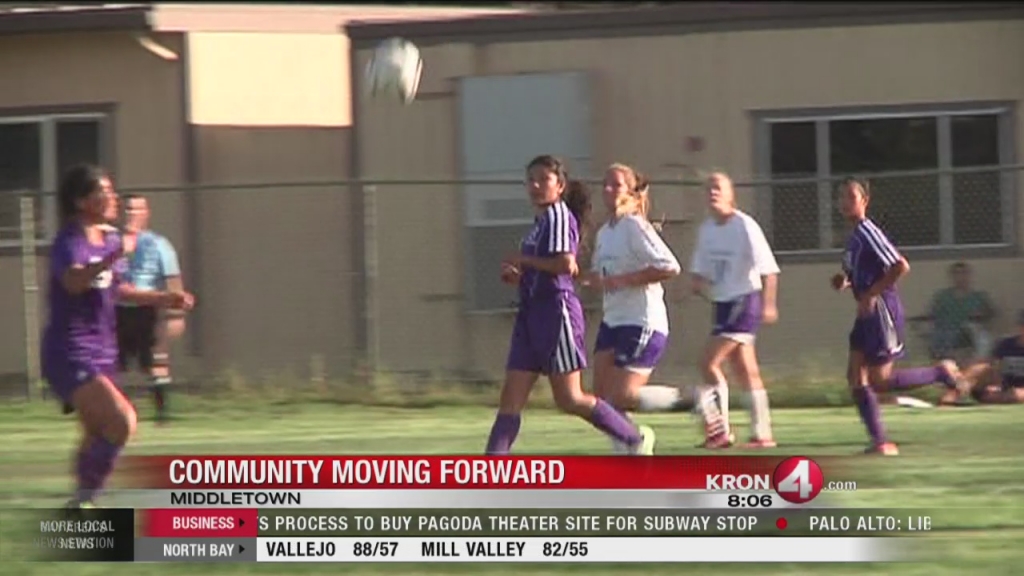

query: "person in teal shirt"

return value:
[921, 262, 995, 360]
[116, 194, 189, 423]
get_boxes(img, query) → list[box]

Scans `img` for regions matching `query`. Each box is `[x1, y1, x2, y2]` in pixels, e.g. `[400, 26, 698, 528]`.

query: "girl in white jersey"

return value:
[584, 164, 683, 453]
[689, 172, 781, 449]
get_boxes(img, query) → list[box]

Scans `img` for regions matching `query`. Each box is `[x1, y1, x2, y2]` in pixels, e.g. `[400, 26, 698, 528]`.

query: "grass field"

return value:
[0, 399, 1021, 575]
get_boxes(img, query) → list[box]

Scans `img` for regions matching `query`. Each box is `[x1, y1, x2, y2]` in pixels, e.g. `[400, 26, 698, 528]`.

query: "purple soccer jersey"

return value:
[842, 218, 902, 299]
[506, 201, 587, 375]
[518, 201, 579, 302]
[42, 224, 125, 402]
[993, 336, 1024, 388]
[843, 219, 906, 364]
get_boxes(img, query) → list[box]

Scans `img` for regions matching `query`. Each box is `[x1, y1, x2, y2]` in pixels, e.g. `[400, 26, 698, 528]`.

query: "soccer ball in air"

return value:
[365, 37, 423, 104]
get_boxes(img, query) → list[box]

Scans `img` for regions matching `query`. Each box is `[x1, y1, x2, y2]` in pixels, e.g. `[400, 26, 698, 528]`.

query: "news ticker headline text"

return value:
[9, 508, 937, 563]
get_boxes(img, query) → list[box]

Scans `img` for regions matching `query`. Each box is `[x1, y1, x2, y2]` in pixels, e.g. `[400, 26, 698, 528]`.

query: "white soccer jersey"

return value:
[689, 210, 780, 302]
[592, 215, 681, 333]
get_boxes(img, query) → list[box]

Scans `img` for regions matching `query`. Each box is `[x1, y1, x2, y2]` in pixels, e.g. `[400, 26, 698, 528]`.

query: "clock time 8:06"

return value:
[727, 494, 774, 508]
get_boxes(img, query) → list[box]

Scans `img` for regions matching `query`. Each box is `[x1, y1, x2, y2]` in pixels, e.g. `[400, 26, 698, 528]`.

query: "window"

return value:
[758, 106, 1013, 254]
[830, 116, 940, 247]
[0, 114, 107, 245]
[458, 72, 592, 311]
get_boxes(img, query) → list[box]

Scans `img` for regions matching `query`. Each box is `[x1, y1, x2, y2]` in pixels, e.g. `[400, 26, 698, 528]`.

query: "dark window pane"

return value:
[770, 122, 816, 175]
[770, 183, 819, 252]
[866, 174, 940, 247]
[951, 114, 999, 167]
[954, 171, 1003, 244]
[951, 115, 1002, 244]
[768, 121, 818, 251]
[0, 122, 42, 241]
[830, 117, 939, 246]
[830, 117, 938, 173]
[57, 120, 102, 177]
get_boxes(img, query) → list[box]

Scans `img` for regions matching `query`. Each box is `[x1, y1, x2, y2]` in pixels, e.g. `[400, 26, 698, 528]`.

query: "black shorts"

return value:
[116, 305, 159, 371]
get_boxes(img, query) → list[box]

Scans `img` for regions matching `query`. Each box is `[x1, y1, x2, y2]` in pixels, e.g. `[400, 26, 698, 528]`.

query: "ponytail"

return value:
[634, 171, 650, 220]
[563, 179, 591, 227]
[634, 173, 667, 232]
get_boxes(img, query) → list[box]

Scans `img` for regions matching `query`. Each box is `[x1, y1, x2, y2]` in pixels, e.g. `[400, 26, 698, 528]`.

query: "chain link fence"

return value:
[1, 165, 1020, 402]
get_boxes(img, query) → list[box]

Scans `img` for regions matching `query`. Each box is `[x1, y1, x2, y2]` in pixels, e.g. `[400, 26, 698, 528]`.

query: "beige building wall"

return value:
[0, 31, 186, 382]
[186, 32, 355, 377]
[0, 3, 529, 385]
[179, 6, 528, 378]
[355, 19, 1024, 379]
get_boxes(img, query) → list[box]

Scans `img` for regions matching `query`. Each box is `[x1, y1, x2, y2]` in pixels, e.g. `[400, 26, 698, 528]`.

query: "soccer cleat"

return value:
[62, 499, 95, 519]
[864, 442, 899, 456]
[699, 432, 735, 449]
[628, 425, 656, 456]
[610, 438, 629, 455]
[699, 436, 733, 449]
[939, 360, 972, 396]
[743, 437, 777, 449]
[696, 413, 735, 448]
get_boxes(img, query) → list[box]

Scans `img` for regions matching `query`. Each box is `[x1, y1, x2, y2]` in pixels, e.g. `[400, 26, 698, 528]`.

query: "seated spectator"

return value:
[915, 262, 995, 361]
[942, 310, 1024, 405]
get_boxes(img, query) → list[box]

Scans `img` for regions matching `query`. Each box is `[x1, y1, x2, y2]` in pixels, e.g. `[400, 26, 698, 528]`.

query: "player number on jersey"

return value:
[712, 260, 727, 285]
[772, 456, 825, 504]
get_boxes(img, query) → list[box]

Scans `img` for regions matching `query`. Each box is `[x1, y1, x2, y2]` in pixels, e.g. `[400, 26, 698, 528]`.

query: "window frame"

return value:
[0, 110, 113, 248]
[752, 101, 1017, 263]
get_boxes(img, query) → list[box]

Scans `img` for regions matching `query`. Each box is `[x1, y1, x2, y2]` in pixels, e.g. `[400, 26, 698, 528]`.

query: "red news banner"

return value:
[121, 456, 886, 564]
[127, 455, 833, 495]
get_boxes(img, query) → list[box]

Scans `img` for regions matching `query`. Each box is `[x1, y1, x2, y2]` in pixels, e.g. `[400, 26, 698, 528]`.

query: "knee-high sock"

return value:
[851, 387, 887, 445]
[75, 437, 123, 504]
[484, 414, 521, 455]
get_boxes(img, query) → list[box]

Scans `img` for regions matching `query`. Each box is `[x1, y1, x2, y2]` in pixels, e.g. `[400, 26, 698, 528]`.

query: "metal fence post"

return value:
[363, 184, 380, 380]
[19, 194, 41, 400]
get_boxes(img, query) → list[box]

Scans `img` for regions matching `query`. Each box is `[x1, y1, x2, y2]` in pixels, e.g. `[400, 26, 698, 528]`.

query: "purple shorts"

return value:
[594, 323, 668, 370]
[712, 291, 763, 343]
[43, 357, 119, 406]
[506, 294, 587, 375]
[849, 293, 906, 366]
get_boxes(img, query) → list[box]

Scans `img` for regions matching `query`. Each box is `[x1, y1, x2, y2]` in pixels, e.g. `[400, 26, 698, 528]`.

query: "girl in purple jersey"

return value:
[44, 164, 195, 508]
[486, 155, 654, 456]
[830, 178, 969, 456]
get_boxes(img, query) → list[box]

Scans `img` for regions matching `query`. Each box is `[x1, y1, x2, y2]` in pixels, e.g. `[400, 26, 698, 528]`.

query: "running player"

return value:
[486, 155, 654, 456]
[43, 164, 194, 508]
[584, 163, 682, 452]
[952, 310, 1024, 404]
[689, 172, 780, 449]
[118, 194, 187, 423]
[831, 178, 969, 455]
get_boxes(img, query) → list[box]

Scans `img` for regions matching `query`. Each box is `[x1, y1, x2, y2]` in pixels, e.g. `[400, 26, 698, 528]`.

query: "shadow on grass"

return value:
[0, 352, 968, 417]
